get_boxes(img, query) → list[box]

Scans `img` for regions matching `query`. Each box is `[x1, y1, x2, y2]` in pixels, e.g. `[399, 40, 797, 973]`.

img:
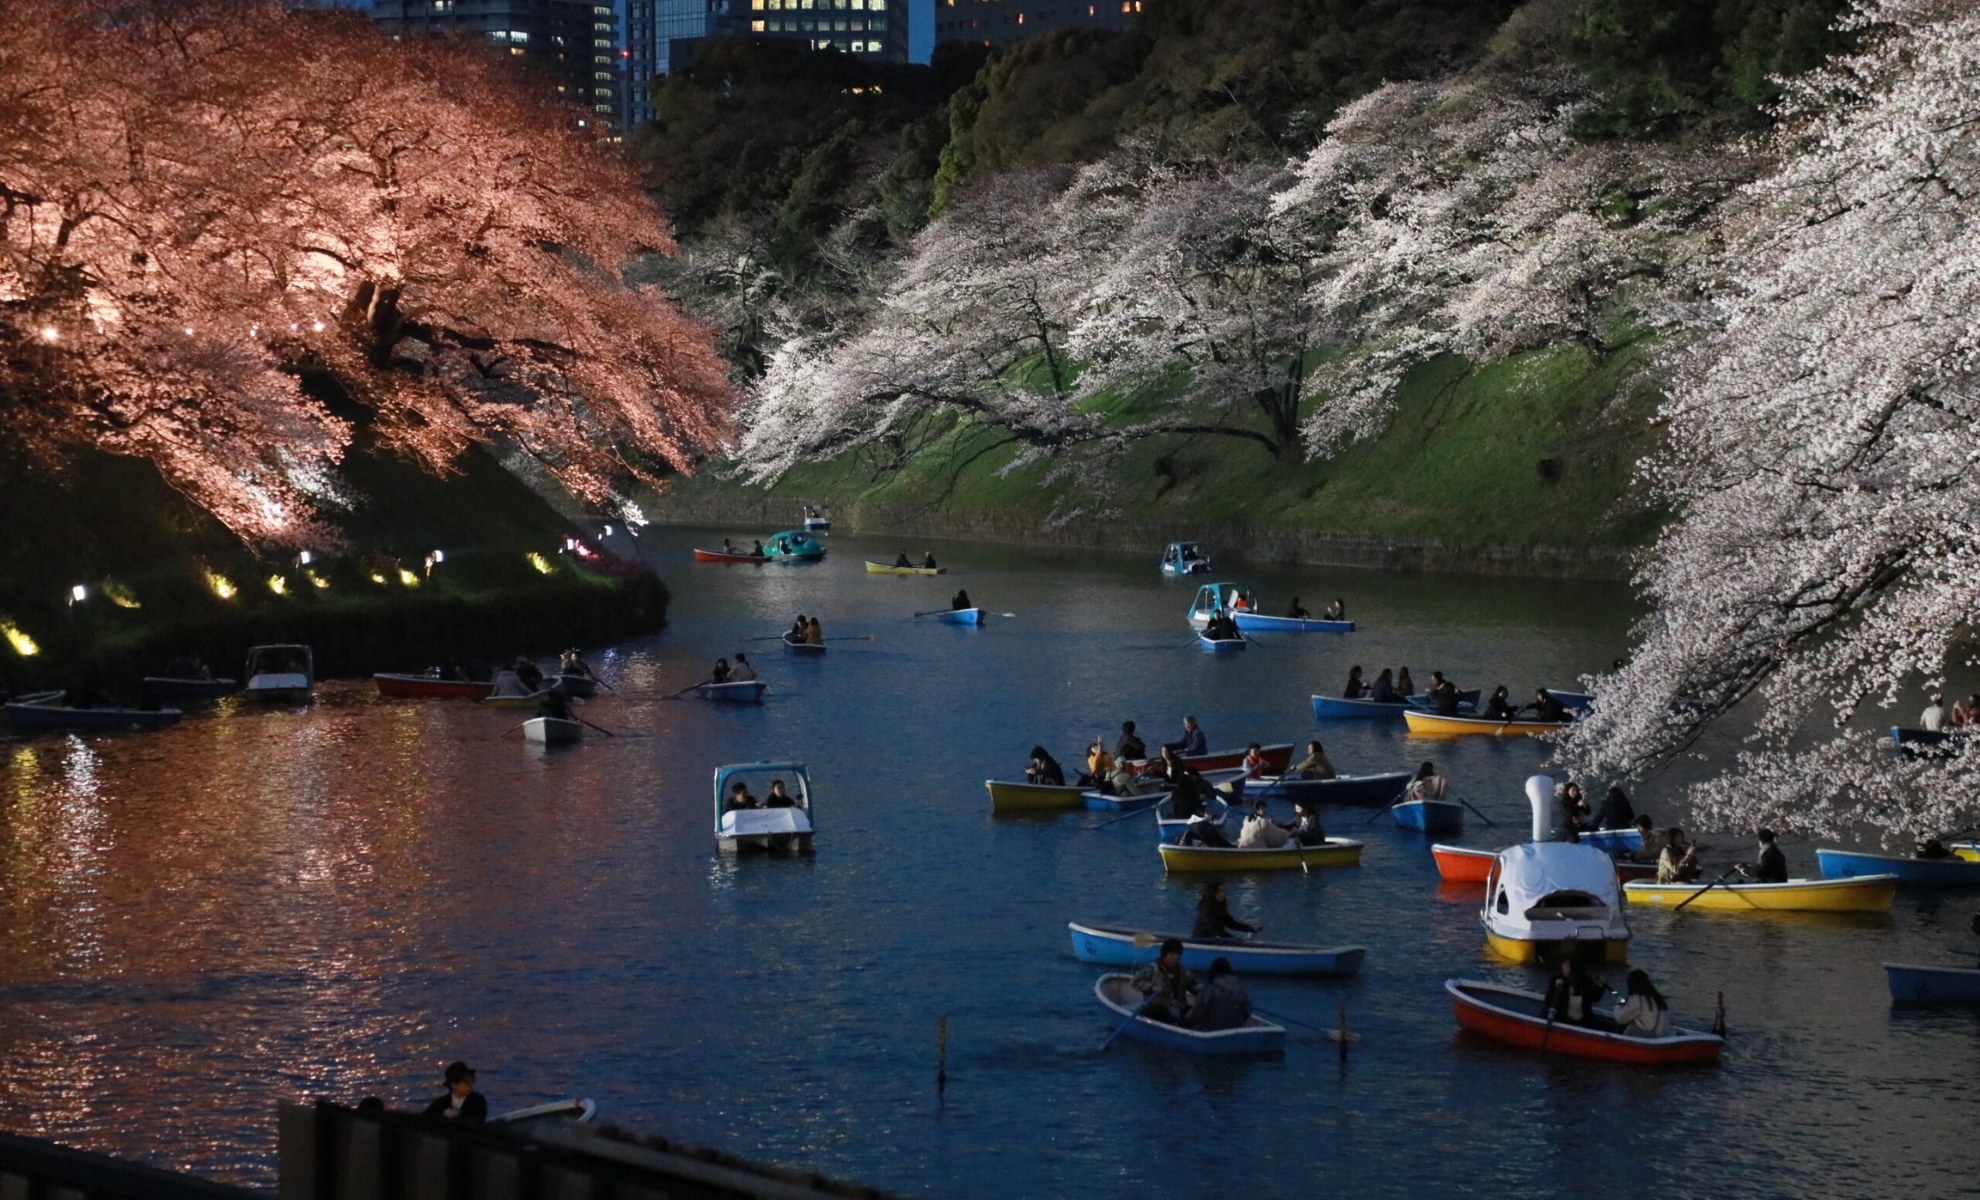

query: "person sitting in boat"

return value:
[1596, 785, 1635, 830]
[722, 537, 737, 555]
[1201, 610, 1235, 640]
[488, 668, 527, 698]
[765, 780, 799, 808]
[1131, 940, 1199, 1024]
[1542, 958, 1606, 1028]
[1025, 746, 1066, 786]
[1342, 665, 1365, 699]
[1192, 882, 1260, 940]
[1614, 970, 1672, 1038]
[537, 689, 575, 722]
[1921, 693, 1947, 732]
[730, 653, 757, 682]
[1184, 958, 1254, 1032]
[1529, 688, 1572, 723]
[1482, 685, 1516, 721]
[791, 614, 809, 642]
[1177, 810, 1234, 848]
[711, 658, 732, 684]
[1427, 672, 1460, 716]
[725, 781, 762, 812]
[561, 649, 596, 679]
[1918, 837, 1954, 860]
[752, 540, 767, 558]
[1166, 716, 1208, 758]
[515, 657, 545, 693]
[1736, 828, 1788, 884]
[1658, 827, 1702, 883]
[1279, 800, 1327, 846]
[1627, 814, 1661, 863]
[776, 536, 791, 554]
[1367, 668, 1399, 703]
[1286, 596, 1310, 619]
[1115, 720, 1147, 764]
[1557, 782, 1590, 843]
[1231, 591, 1251, 612]
[1293, 740, 1336, 781]
[1160, 750, 1208, 816]
[1238, 801, 1290, 849]
[422, 1062, 486, 1123]
[895, 550, 912, 568]
[923, 550, 939, 569]
[1405, 761, 1446, 801]
[1240, 743, 1271, 779]
[805, 617, 824, 645]
[952, 589, 972, 611]
[1083, 737, 1117, 793]
[1322, 598, 1345, 621]
[1955, 694, 1980, 727]
[1396, 666, 1416, 697]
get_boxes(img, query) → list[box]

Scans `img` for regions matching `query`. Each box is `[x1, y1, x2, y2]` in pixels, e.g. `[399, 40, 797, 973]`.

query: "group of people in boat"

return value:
[1542, 962, 1674, 1038]
[723, 778, 805, 812]
[719, 537, 770, 558]
[708, 653, 759, 685]
[788, 615, 825, 645]
[1338, 666, 1575, 723]
[1129, 934, 1255, 1031]
[1201, 610, 1243, 641]
[1918, 692, 1980, 732]
[1339, 665, 1418, 703]
[893, 549, 940, 570]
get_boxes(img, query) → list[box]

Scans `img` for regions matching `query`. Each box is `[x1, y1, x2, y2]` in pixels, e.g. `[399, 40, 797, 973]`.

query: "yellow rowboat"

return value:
[1951, 841, 1980, 862]
[1484, 930, 1629, 965]
[1157, 838, 1363, 873]
[1624, 874, 1898, 913]
[1403, 710, 1570, 737]
[985, 779, 1087, 813]
[865, 561, 947, 576]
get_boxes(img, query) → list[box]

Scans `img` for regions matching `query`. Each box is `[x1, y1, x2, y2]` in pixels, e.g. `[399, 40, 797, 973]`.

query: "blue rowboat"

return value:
[936, 607, 984, 626]
[782, 633, 826, 656]
[1069, 923, 1365, 976]
[140, 676, 237, 702]
[1391, 797, 1463, 833]
[1579, 827, 1644, 854]
[1094, 974, 1286, 1055]
[1199, 632, 1247, 651]
[1547, 690, 1594, 712]
[5, 703, 183, 733]
[1248, 771, 1412, 806]
[1082, 787, 1171, 813]
[1817, 847, 1980, 886]
[1890, 725, 1951, 747]
[1886, 962, 1980, 1004]
[1311, 694, 1408, 719]
[1232, 612, 1355, 634]
[697, 680, 767, 704]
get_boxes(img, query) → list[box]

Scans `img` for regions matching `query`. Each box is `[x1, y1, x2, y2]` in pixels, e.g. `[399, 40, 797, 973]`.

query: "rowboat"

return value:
[1310, 695, 1409, 719]
[4, 704, 183, 733]
[1953, 841, 1980, 862]
[1577, 827, 1643, 854]
[1890, 725, 1952, 748]
[1392, 797, 1463, 833]
[1198, 631, 1247, 651]
[1068, 923, 1365, 976]
[1157, 837, 1363, 873]
[1885, 962, 1980, 1005]
[1247, 770, 1412, 806]
[490, 1098, 598, 1127]
[1625, 874, 1898, 913]
[1432, 843, 1497, 883]
[1446, 979, 1722, 1065]
[693, 547, 769, 564]
[243, 644, 313, 704]
[782, 632, 827, 655]
[1614, 860, 1659, 883]
[522, 716, 582, 745]
[697, 680, 768, 704]
[555, 673, 599, 699]
[140, 676, 237, 702]
[1129, 743, 1294, 777]
[1547, 690, 1595, 712]
[374, 672, 495, 700]
[866, 560, 946, 575]
[1160, 541, 1212, 576]
[1232, 612, 1355, 634]
[1185, 582, 1244, 630]
[1816, 847, 1980, 886]
[481, 688, 559, 709]
[9, 690, 63, 707]
[1404, 710, 1569, 737]
[936, 607, 984, 626]
[1082, 787, 1171, 813]
[1482, 841, 1630, 963]
[714, 761, 814, 852]
[1402, 689, 1481, 712]
[1094, 974, 1285, 1055]
[986, 779, 1088, 813]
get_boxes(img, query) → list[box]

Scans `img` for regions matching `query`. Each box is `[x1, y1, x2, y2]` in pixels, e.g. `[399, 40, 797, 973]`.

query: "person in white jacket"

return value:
[1237, 801, 1289, 849]
[1921, 693, 1947, 732]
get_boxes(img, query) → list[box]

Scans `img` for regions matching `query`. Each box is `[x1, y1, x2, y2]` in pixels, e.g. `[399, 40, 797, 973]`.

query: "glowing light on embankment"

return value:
[207, 573, 237, 600]
[267, 575, 287, 595]
[527, 552, 554, 575]
[2, 624, 38, 657]
[306, 571, 329, 590]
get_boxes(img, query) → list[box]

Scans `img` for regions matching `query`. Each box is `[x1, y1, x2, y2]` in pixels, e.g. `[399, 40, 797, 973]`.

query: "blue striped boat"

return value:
[1547, 689, 1594, 712]
[1082, 788, 1171, 813]
[1890, 725, 1951, 747]
[1886, 962, 1980, 1004]
[1069, 923, 1365, 976]
[1818, 847, 1980, 887]
[936, 607, 984, 626]
[1391, 797, 1463, 833]
[1578, 827, 1643, 854]
[1232, 612, 1354, 634]
[1094, 974, 1286, 1055]
[1311, 695, 1409, 719]
[1198, 632, 1247, 651]
[1248, 771, 1412, 806]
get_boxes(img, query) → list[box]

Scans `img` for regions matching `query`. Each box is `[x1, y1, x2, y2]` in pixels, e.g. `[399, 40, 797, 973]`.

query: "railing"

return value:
[0, 1130, 252, 1200]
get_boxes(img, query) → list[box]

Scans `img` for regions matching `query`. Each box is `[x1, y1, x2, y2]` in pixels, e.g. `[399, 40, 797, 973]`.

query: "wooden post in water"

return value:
[1337, 1001, 1348, 1063]
[937, 1016, 948, 1095]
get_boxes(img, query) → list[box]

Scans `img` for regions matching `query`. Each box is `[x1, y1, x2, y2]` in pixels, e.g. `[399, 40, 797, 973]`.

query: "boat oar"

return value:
[1458, 797, 1496, 826]
[499, 720, 531, 739]
[574, 714, 634, 738]
[1094, 803, 1160, 829]
[1100, 998, 1153, 1052]
[912, 608, 958, 618]
[737, 635, 788, 643]
[1672, 869, 1739, 912]
[1250, 1005, 1361, 1045]
[821, 635, 875, 642]
[664, 680, 711, 699]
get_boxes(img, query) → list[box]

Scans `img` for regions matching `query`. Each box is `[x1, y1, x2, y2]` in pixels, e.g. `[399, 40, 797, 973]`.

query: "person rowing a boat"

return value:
[923, 550, 939, 569]
[1203, 610, 1239, 640]
[895, 550, 913, 568]
[1115, 720, 1147, 763]
[1528, 688, 1572, 723]
[1286, 596, 1310, 619]
[1238, 801, 1290, 849]
[1482, 686, 1515, 721]
[1342, 665, 1365, 699]
[711, 658, 732, 684]
[1166, 716, 1208, 758]
[1159, 748, 1208, 815]
[1279, 800, 1327, 846]
[559, 649, 596, 680]
[1735, 828, 1788, 883]
[1367, 668, 1398, 703]
[1130, 940, 1198, 1023]
[1192, 882, 1260, 941]
[1658, 827, 1702, 882]
[1026, 746, 1066, 786]
[1542, 958, 1606, 1028]
[1322, 598, 1345, 621]
[730, 653, 757, 682]
[514, 657, 545, 693]
[1185, 958, 1254, 1032]
[1405, 760, 1446, 801]
[537, 688, 575, 721]
[1293, 740, 1336, 781]
[790, 614, 808, 642]
[951, 589, 972, 610]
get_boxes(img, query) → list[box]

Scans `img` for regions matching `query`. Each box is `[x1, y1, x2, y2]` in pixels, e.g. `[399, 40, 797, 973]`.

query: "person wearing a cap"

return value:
[1184, 958, 1253, 1032]
[1129, 939, 1198, 1024]
[422, 1062, 486, 1122]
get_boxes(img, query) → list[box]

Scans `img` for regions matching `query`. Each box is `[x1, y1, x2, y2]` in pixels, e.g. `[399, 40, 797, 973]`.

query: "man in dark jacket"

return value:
[1184, 959, 1253, 1031]
[1191, 882, 1259, 941]
[1130, 940, 1198, 1023]
[1739, 829, 1789, 883]
[1596, 786, 1635, 831]
[1115, 720, 1147, 763]
[422, 1062, 486, 1122]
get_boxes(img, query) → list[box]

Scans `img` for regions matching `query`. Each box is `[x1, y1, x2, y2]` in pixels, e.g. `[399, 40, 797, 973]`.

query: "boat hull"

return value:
[1310, 695, 1408, 719]
[1094, 975, 1285, 1055]
[481, 689, 559, 709]
[937, 607, 984, 626]
[1447, 979, 1722, 1065]
[374, 673, 495, 700]
[1886, 962, 1980, 1004]
[782, 634, 827, 655]
[865, 561, 945, 575]
[1432, 843, 1496, 883]
[1577, 827, 1643, 853]
[1484, 929, 1629, 964]
[1129, 743, 1293, 777]
[555, 674, 598, 699]
[1392, 798, 1463, 833]
[1817, 848, 1980, 886]
[4, 705, 183, 733]
[140, 677, 236, 701]
[1404, 710, 1569, 737]
[522, 717, 582, 745]
[1069, 923, 1364, 976]
[1198, 634, 1247, 651]
[693, 549, 768, 564]
[1232, 613, 1354, 633]
[985, 779, 1087, 813]
[1082, 788, 1171, 812]
[1625, 875, 1897, 912]
[697, 681, 768, 704]
[1158, 838, 1363, 873]
[1248, 771, 1412, 806]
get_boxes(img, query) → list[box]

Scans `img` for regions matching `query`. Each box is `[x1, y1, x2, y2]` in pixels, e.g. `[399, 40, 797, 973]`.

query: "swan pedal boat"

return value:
[1626, 874, 1897, 912]
[1158, 837, 1363, 873]
[374, 672, 494, 700]
[866, 560, 946, 575]
[697, 680, 768, 704]
[1404, 710, 1569, 737]
[782, 632, 827, 655]
[1885, 962, 1980, 1004]
[1247, 770, 1412, 806]
[1128, 743, 1293, 777]
[1447, 979, 1723, 1065]
[1069, 923, 1365, 976]
[1482, 842, 1630, 963]
[1391, 797, 1463, 833]
[1233, 612, 1354, 633]
[1817, 847, 1980, 886]
[522, 716, 582, 745]
[1094, 974, 1285, 1055]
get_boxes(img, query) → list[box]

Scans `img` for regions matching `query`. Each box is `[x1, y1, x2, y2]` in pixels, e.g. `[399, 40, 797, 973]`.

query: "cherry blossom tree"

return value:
[0, 0, 731, 546]
[1555, 0, 1980, 839]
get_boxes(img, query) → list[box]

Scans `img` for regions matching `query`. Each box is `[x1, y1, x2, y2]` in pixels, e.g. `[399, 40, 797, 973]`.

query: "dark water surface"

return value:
[2, 528, 1976, 1197]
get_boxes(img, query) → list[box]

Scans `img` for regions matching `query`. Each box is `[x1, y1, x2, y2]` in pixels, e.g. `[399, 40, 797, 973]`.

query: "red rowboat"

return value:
[1127, 743, 1294, 777]
[1447, 979, 1722, 1065]
[1614, 860, 1658, 883]
[1434, 843, 1658, 884]
[373, 673, 495, 700]
[693, 548, 769, 564]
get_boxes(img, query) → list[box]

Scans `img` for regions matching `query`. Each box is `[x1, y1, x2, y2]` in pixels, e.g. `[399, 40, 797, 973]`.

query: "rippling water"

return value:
[2, 528, 1976, 1196]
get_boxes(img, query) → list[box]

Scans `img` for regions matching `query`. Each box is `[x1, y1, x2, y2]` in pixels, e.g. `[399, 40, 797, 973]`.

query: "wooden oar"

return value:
[821, 635, 874, 642]
[664, 680, 711, 699]
[1458, 797, 1496, 826]
[499, 720, 531, 739]
[574, 714, 626, 738]
[1250, 1005, 1362, 1044]
[1093, 802, 1161, 829]
[1100, 998, 1153, 1052]
[1672, 868, 1741, 911]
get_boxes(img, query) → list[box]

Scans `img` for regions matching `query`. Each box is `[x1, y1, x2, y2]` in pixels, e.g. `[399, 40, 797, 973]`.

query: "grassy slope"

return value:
[713, 343, 1665, 554]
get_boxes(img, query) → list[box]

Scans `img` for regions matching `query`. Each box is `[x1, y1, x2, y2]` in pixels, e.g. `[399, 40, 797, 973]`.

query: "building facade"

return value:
[932, 0, 1135, 49]
[370, 0, 622, 126]
[624, 0, 715, 124]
